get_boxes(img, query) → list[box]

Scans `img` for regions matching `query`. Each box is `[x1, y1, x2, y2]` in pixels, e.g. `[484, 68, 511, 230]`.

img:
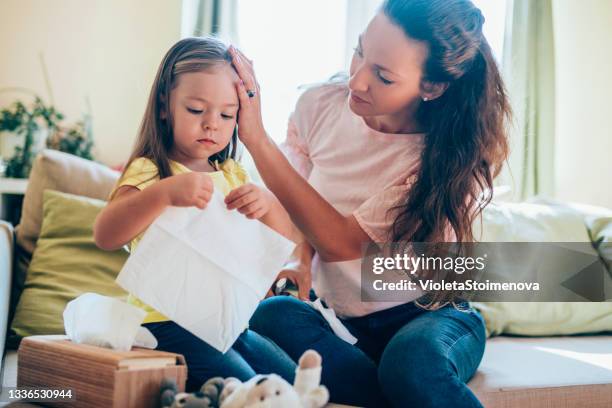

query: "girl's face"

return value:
[348, 12, 429, 119]
[169, 64, 239, 164]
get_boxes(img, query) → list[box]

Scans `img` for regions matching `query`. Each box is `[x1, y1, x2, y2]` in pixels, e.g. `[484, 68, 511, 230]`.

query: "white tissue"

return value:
[116, 190, 296, 353]
[63, 292, 157, 351]
[307, 298, 358, 345]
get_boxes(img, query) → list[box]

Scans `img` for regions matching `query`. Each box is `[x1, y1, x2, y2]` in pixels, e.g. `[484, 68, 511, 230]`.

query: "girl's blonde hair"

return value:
[121, 36, 237, 184]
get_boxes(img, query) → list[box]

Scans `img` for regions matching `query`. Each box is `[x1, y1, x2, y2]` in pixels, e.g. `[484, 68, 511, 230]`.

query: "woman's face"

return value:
[348, 12, 429, 119]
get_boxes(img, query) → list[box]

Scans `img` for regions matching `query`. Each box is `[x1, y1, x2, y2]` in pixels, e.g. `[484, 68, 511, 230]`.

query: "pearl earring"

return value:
[422, 96, 429, 101]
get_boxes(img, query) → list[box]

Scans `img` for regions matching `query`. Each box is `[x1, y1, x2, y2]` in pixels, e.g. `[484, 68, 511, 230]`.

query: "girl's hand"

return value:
[164, 172, 214, 209]
[228, 46, 267, 148]
[225, 183, 272, 219]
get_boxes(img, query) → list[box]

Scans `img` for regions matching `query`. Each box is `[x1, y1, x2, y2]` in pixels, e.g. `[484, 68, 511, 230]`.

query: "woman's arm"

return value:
[229, 46, 371, 262]
[248, 138, 370, 261]
[94, 172, 213, 251]
[271, 239, 315, 300]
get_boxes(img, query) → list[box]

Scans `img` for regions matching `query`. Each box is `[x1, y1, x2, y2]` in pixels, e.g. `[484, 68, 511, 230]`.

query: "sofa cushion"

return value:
[467, 335, 612, 407]
[472, 302, 612, 337]
[530, 197, 612, 275]
[8, 190, 128, 349]
[16, 149, 120, 255]
[587, 215, 612, 274]
[9, 150, 120, 325]
[471, 200, 612, 337]
[474, 200, 593, 243]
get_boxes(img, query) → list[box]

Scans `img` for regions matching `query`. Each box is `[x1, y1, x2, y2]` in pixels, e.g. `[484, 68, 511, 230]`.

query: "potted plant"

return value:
[0, 94, 94, 178]
[0, 97, 63, 178]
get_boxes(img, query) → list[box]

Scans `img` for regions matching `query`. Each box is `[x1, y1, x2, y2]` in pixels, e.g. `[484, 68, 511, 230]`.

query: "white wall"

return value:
[1, 1, 610, 208]
[553, 0, 612, 208]
[0, 0, 181, 166]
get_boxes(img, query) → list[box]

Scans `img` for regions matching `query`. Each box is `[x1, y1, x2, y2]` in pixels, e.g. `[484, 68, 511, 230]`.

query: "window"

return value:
[472, 0, 508, 62]
[232, 0, 507, 146]
[234, 0, 348, 143]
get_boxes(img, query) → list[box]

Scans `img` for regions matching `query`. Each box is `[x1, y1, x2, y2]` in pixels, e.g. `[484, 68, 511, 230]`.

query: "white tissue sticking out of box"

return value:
[63, 292, 157, 352]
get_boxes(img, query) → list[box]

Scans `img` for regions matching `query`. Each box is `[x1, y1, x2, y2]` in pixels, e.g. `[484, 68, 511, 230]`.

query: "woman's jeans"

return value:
[143, 321, 296, 392]
[249, 295, 487, 408]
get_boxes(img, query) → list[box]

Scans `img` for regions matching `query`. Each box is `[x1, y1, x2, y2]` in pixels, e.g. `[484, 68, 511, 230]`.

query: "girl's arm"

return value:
[224, 183, 302, 243]
[94, 183, 168, 250]
[260, 191, 303, 243]
[94, 172, 213, 251]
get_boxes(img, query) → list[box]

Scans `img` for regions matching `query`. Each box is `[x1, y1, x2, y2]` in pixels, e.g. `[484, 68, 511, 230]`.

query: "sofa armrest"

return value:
[0, 220, 14, 373]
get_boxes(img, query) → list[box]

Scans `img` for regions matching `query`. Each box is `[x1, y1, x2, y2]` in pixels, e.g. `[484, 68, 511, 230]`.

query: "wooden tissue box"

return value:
[16, 335, 187, 408]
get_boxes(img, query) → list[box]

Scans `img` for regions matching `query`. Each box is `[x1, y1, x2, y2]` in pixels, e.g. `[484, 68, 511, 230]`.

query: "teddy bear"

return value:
[160, 349, 329, 408]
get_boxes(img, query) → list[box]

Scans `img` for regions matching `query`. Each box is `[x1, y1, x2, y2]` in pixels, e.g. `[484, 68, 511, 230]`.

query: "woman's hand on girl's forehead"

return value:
[229, 45, 257, 94]
[228, 45, 268, 148]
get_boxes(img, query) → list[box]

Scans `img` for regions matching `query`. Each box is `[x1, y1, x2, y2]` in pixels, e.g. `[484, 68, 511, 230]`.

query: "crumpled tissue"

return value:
[307, 298, 358, 345]
[63, 292, 157, 351]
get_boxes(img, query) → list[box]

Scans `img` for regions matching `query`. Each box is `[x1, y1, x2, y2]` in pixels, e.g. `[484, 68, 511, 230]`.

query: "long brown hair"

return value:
[383, 0, 511, 310]
[119, 36, 237, 187]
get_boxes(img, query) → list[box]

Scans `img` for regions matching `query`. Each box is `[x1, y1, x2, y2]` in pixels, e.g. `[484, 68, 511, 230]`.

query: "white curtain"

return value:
[344, 0, 381, 68]
[181, 0, 238, 41]
[500, 0, 556, 200]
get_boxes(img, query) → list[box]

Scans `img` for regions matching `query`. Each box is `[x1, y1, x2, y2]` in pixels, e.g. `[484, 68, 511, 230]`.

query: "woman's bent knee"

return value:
[250, 295, 324, 335]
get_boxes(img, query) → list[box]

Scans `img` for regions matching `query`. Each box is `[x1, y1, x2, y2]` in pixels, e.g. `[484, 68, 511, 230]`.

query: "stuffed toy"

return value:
[160, 349, 329, 408]
[219, 349, 329, 408]
[160, 376, 224, 408]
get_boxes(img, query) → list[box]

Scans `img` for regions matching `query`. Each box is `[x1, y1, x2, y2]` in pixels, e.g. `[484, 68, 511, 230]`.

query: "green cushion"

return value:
[471, 201, 612, 337]
[8, 190, 128, 347]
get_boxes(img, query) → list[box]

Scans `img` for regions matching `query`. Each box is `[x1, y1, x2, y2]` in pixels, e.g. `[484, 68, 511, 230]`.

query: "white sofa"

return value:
[467, 335, 612, 407]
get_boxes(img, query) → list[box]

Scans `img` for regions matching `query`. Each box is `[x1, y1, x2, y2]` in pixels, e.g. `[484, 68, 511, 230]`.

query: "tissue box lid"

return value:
[17, 335, 186, 369]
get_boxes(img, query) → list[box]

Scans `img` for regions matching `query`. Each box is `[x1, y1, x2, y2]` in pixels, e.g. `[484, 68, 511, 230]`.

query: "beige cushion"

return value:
[471, 200, 612, 337]
[16, 149, 120, 255]
[474, 200, 593, 242]
[587, 215, 612, 273]
[468, 335, 612, 407]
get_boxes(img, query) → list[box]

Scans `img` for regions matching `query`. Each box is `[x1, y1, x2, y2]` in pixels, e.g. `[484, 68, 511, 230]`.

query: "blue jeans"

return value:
[143, 321, 297, 392]
[249, 295, 486, 408]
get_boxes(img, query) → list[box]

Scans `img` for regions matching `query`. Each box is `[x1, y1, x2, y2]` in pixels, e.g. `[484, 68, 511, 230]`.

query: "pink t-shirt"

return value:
[281, 82, 427, 317]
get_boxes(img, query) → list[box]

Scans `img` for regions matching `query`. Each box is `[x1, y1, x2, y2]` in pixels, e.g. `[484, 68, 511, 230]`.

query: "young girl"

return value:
[93, 37, 297, 391]
[229, 0, 509, 406]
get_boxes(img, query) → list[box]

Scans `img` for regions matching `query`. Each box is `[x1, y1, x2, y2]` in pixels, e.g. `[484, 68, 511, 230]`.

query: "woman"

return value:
[228, 0, 510, 406]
